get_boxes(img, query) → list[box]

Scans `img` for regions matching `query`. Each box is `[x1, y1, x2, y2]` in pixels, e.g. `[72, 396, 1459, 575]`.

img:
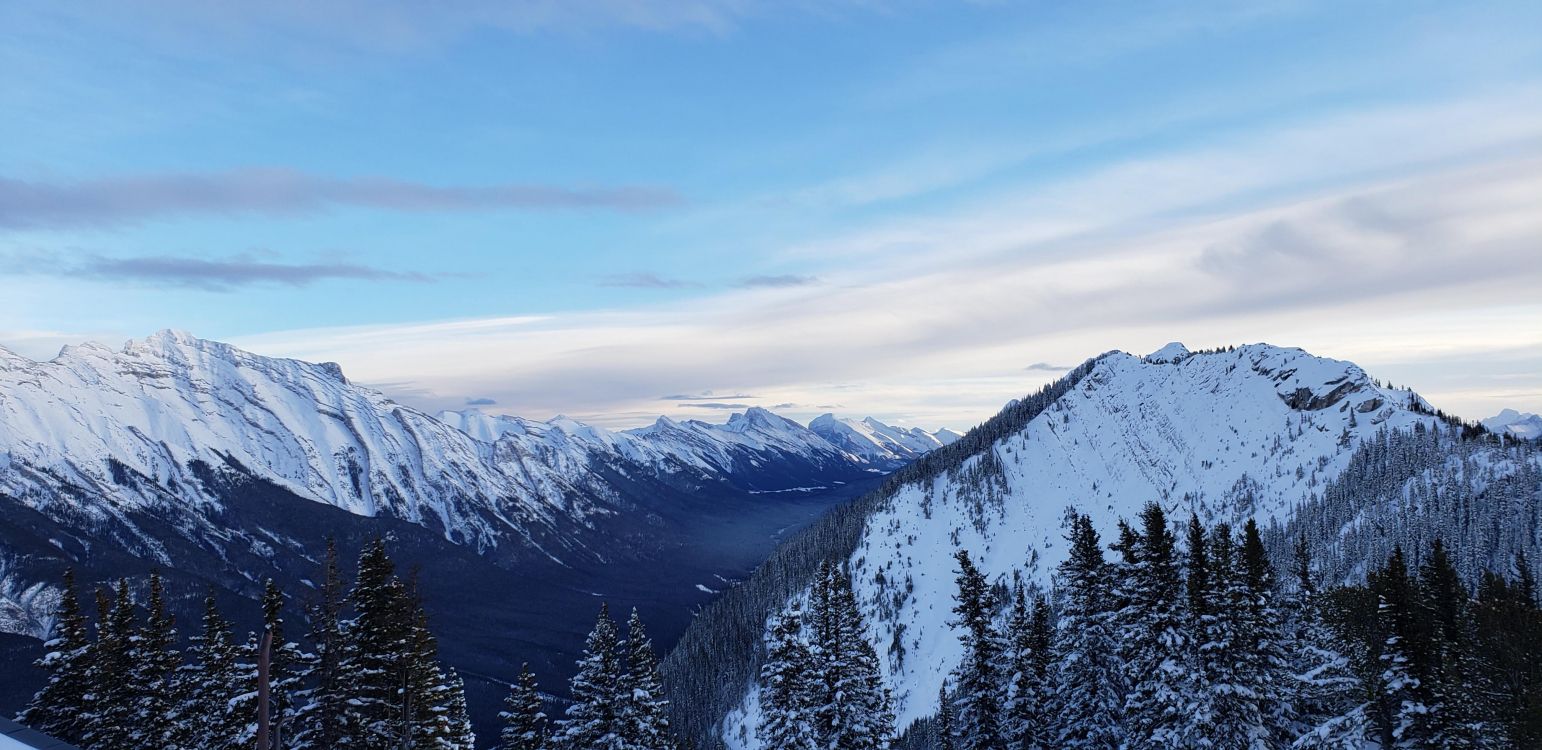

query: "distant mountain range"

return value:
[1484, 408, 1542, 440]
[0, 330, 953, 742]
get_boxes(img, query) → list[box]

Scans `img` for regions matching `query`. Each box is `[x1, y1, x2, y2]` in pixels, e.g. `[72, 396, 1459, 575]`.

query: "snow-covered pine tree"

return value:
[1001, 586, 1048, 750]
[557, 603, 628, 750]
[1050, 513, 1124, 749]
[82, 579, 137, 749]
[1120, 503, 1194, 748]
[936, 682, 957, 750]
[623, 608, 676, 750]
[1287, 536, 1373, 749]
[180, 590, 244, 750]
[1417, 538, 1490, 747]
[133, 570, 182, 749]
[1205, 523, 1263, 745]
[1182, 514, 1219, 741]
[1371, 547, 1430, 749]
[257, 578, 305, 750]
[810, 562, 893, 750]
[348, 537, 412, 746]
[501, 663, 549, 750]
[757, 606, 816, 750]
[294, 539, 359, 749]
[950, 549, 1003, 750]
[1241, 519, 1297, 746]
[19, 568, 94, 745]
[443, 668, 478, 749]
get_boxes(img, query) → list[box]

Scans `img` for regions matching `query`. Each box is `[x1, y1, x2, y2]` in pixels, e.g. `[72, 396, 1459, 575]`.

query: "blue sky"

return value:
[3, 0, 1541, 428]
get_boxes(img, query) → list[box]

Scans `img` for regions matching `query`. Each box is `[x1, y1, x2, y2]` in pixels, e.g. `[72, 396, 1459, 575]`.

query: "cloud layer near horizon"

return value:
[0, 169, 679, 230]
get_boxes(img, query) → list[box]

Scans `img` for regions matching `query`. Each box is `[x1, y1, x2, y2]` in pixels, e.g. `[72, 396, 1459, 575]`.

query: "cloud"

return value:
[465, 397, 497, 406]
[679, 402, 752, 409]
[4, 251, 431, 291]
[1024, 362, 1069, 372]
[660, 392, 757, 401]
[0, 169, 680, 230]
[596, 272, 700, 289]
[736, 274, 820, 288]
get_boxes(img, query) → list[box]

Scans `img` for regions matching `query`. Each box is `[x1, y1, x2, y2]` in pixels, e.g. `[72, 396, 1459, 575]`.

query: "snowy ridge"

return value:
[807, 414, 956, 467]
[0, 331, 951, 557]
[1483, 408, 1542, 440]
[721, 343, 1448, 748]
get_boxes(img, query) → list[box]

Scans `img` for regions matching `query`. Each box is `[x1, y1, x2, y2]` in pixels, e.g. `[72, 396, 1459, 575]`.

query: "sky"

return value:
[2, 0, 1540, 430]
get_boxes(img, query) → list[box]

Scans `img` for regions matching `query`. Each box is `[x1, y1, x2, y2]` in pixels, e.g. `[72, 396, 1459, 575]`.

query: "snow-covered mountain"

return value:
[807, 414, 957, 468]
[665, 342, 1542, 750]
[1483, 408, 1542, 440]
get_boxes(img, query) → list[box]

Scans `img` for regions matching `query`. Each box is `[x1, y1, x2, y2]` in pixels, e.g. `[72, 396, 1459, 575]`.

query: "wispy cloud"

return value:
[0, 169, 680, 230]
[1024, 362, 1068, 372]
[660, 392, 757, 401]
[736, 274, 820, 288]
[4, 251, 431, 291]
[596, 272, 700, 289]
[680, 402, 752, 410]
[465, 397, 497, 406]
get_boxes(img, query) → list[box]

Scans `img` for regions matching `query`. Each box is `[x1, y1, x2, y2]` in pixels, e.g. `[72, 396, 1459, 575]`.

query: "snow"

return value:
[1482, 408, 1542, 440]
[723, 343, 1441, 749]
[0, 733, 32, 749]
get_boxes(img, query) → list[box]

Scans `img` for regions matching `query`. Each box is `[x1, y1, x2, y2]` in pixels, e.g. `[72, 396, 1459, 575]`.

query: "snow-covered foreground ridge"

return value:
[0, 330, 948, 554]
[703, 342, 1541, 749]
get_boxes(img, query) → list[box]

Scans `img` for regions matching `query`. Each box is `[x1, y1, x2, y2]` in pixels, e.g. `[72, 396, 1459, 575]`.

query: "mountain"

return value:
[0, 331, 949, 744]
[662, 342, 1542, 749]
[1484, 408, 1542, 440]
[807, 414, 958, 469]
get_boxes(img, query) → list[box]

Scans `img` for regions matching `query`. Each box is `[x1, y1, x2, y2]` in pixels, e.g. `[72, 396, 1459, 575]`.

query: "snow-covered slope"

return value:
[718, 343, 1451, 747]
[0, 331, 951, 561]
[1483, 408, 1542, 440]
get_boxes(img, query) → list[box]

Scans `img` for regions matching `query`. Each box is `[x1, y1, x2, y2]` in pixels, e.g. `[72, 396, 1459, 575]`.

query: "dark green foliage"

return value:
[501, 663, 549, 750]
[19, 568, 93, 744]
[950, 549, 1002, 750]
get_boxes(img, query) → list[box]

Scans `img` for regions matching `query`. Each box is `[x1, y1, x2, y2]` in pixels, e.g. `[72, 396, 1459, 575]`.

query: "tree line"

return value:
[754, 502, 1542, 749]
[19, 539, 679, 750]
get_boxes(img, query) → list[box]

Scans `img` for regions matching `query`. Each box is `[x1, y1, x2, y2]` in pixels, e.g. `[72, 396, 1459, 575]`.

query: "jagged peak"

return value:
[1144, 341, 1190, 363]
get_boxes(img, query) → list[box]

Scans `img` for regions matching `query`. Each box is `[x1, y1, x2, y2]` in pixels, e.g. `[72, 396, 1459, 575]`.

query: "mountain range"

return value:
[0, 330, 952, 741]
[661, 342, 1542, 749]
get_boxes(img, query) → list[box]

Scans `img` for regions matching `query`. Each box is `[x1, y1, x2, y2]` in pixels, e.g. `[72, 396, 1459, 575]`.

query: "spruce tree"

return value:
[757, 606, 815, 750]
[810, 562, 893, 750]
[1288, 537, 1372, 749]
[181, 590, 244, 750]
[936, 682, 957, 750]
[1001, 587, 1047, 750]
[1417, 538, 1488, 747]
[501, 663, 549, 750]
[1120, 503, 1193, 747]
[133, 570, 182, 749]
[349, 537, 411, 746]
[622, 608, 675, 750]
[1051, 514, 1123, 749]
[20, 568, 93, 744]
[1240, 519, 1295, 746]
[295, 538, 358, 749]
[950, 549, 1003, 750]
[1372, 547, 1430, 749]
[83, 579, 137, 749]
[557, 603, 627, 750]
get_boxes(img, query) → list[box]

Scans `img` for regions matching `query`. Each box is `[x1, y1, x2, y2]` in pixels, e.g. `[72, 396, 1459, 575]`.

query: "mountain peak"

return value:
[1144, 341, 1190, 363]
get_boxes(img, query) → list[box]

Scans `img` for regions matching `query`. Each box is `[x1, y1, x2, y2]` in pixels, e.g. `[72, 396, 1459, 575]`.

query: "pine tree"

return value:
[83, 579, 137, 749]
[295, 539, 358, 749]
[810, 562, 893, 750]
[1201, 523, 1257, 745]
[936, 682, 957, 750]
[1371, 547, 1430, 749]
[1240, 519, 1296, 746]
[133, 570, 182, 749]
[258, 578, 305, 749]
[557, 603, 628, 750]
[1001, 587, 1048, 750]
[1051, 514, 1123, 749]
[501, 663, 549, 750]
[1120, 503, 1193, 747]
[181, 590, 244, 750]
[443, 668, 477, 749]
[757, 606, 815, 750]
[1288, 536, 1372, 749]
[950, 549, 1003, 750]
[622, 608, 675, 750]
[1417, 538, 1488, 747]
[20, 568, 94, 744]
[1473, 555, 1542, 747]
[348, 537, 412, 747]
